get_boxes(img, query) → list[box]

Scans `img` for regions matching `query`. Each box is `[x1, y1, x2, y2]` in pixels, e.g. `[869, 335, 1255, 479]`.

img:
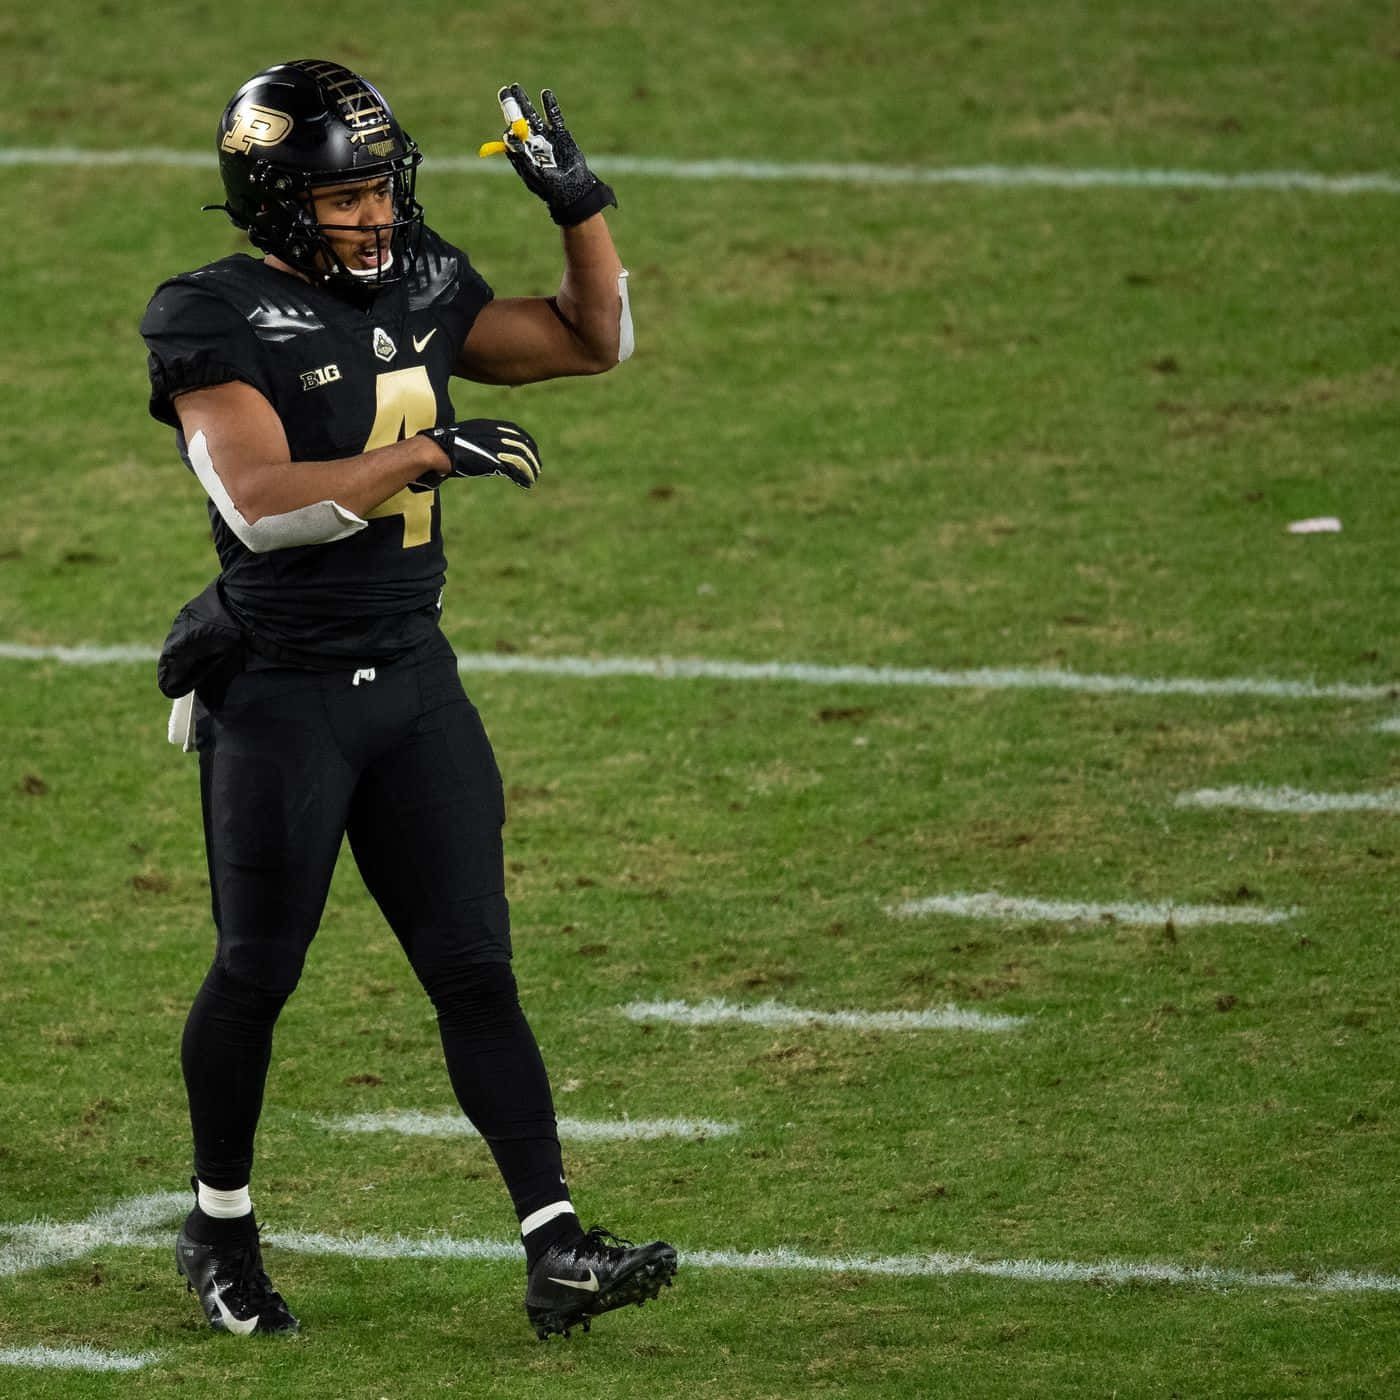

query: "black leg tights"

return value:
[181, 962, 293, 1189]
[422, 959, 569, 1222]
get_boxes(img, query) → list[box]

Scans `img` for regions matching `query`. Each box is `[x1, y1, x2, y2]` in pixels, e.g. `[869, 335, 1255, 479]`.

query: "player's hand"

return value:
[416, 420, 542, 489]
[478, 84, 617, 227]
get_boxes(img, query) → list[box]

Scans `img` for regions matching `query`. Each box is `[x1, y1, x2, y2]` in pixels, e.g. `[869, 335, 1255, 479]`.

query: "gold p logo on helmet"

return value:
[220, 104, 294, 154]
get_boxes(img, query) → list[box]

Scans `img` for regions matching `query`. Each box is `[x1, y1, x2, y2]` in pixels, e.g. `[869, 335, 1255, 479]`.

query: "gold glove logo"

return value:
[220, 104, 293, 154]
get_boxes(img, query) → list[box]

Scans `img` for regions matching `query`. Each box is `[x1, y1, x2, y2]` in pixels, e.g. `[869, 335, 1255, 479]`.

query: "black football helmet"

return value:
[212, 59, 424, 293]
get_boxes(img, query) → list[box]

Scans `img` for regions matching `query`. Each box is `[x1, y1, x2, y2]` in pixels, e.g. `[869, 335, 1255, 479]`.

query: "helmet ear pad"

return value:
[232, 166, 319, 265]
[281, 210, 322, 273]
[268, 174, 322, 268]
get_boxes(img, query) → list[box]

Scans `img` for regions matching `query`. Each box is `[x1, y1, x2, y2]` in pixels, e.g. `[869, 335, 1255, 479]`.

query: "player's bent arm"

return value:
[172, 381, 448, 551]
[455, 213, 633, 385]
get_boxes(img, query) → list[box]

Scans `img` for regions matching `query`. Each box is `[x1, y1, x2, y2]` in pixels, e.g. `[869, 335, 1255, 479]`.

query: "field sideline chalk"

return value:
[1, 641, 1394, 703]
[318, 1111, 737, 1140]
[3, 147, 1400, 194]
[1178, 785, 1400, 814]
[0, 1345, 159, 1373]
[891, 891, 1299, 926]
[621, 996, 1026, 1032]
[4, 1194, 1397, 1300]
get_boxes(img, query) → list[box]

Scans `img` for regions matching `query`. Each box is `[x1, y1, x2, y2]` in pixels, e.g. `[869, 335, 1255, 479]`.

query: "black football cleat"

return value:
[176, 1225, 299, 1336]
[525, 1226, 677, 1340]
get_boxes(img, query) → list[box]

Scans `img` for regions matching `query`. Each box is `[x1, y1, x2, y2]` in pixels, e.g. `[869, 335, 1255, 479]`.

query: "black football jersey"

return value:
[141, 227, 493, 660]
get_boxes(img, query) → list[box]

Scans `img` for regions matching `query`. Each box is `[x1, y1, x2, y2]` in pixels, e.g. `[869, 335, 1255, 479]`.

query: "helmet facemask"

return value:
[244, 152, 425, 295]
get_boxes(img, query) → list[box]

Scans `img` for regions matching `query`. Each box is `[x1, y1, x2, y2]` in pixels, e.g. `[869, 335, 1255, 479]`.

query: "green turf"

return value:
[3, 2, 1400, 1395]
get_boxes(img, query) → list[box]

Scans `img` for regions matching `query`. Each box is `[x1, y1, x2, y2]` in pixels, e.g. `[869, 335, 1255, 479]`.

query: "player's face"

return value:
[308, 176, 397, 275]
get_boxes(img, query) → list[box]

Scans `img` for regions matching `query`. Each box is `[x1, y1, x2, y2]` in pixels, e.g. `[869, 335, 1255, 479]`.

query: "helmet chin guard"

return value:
[214, 59, 424, 295]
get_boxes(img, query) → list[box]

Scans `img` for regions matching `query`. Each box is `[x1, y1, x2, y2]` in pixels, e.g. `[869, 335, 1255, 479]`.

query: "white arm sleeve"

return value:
[187, 429, 368, 554]
[617, 269, 634, 363]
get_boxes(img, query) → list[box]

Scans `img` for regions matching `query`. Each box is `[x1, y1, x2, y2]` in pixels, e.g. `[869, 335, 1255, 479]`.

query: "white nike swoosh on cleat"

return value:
[412, 330, 437, 353]
[547, 1269, 601, 1293]
[210, 1288, 260, 1336]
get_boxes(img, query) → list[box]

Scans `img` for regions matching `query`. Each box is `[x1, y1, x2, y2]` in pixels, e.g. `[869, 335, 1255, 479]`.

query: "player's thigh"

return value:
[200, 667, 355, 986]
[347, 668, 509, 963]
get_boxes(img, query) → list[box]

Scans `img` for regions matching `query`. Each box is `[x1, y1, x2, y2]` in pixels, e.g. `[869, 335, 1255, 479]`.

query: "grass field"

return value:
[3, 2, 1400, 1395]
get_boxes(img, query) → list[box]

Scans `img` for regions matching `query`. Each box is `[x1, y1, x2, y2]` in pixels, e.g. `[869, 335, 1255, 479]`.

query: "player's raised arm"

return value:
[457, 86, 634, 385]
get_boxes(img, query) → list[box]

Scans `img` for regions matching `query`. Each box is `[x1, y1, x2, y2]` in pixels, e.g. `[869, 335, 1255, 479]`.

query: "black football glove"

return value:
[415, 420, 542, 490]
[479, 84, 617, 227]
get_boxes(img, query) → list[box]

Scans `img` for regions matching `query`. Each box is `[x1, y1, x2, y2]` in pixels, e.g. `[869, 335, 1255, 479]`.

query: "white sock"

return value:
[520, 1200, 576, 1237]
[197, 1181, 253, 1220]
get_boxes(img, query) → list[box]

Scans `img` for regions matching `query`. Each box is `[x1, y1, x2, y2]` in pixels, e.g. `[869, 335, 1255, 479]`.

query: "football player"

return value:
[140, 59, 674, 1341]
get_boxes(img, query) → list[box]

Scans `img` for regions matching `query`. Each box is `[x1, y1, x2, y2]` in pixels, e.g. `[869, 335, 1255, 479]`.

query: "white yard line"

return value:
[318, 1111, 737, 1140]
[0, 1345, 159, 1373]
[0, 640, 1392, 702]
[262, 1228, 522, 1263]
[451, 655, 1396, 701]
[891, 891, 1298, 926]
[672, 1244, 1400, 1295]
[0, 642, 159, 664]
[249, 1232, 1400, 1297]
[0, 1192, 187, 1278]
[3, 146, 1399, 194]
[621, 996, 1025, 1033]
[595, 160, 1400, 195]
[2, 1194, 1393, 1328]
[1177, 785, 1400, 814]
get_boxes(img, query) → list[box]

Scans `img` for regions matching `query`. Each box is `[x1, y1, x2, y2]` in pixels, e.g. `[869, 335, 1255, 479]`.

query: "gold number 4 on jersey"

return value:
[363, 365, 437, 547]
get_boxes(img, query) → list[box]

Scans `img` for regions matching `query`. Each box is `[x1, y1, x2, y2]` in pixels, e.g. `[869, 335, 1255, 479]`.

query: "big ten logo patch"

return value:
[300, 363, 342, 392]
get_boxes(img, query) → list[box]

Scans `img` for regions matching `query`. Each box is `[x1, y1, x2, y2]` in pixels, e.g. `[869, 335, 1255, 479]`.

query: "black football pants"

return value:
[182, 632, 568, 1222]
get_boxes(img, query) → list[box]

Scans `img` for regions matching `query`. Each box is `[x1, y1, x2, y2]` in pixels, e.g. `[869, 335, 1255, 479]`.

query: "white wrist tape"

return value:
[617, 268, 634, 363]
[187, 430, 367, 554]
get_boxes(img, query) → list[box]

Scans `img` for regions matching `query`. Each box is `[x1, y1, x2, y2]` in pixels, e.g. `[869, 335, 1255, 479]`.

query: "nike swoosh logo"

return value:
[412, 329, 437, 353]
[452, 436, 500, 466]
[547, 1268, 600, 1293]
[211, 1287, 259, 1336]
